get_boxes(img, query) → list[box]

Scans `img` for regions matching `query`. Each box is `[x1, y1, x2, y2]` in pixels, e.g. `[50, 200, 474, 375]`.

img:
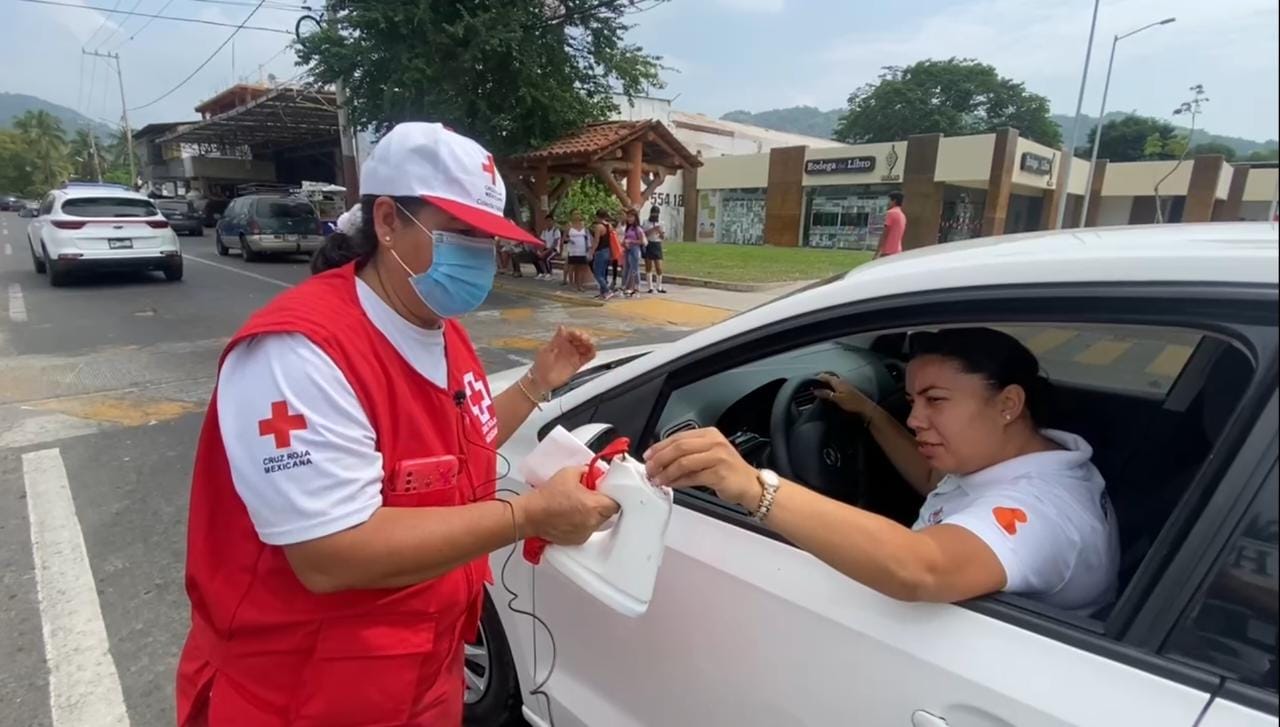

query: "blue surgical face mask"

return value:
[390, 206, 496, 318]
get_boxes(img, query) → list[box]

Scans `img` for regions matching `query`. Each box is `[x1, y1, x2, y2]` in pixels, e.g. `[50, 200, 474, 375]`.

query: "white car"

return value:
[465, 223, 1280, 727]
[26, 182, 183, 286]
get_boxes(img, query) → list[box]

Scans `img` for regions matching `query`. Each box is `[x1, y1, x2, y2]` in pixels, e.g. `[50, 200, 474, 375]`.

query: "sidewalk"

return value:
[491, 273, 810, 326]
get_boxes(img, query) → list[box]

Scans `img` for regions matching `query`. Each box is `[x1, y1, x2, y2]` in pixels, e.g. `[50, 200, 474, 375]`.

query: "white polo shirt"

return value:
[216, 276, 448, 546]
[911, 429, 1120, 614]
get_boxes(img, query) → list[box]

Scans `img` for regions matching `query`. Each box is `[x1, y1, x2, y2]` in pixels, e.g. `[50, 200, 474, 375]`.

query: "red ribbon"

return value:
[522, 437, 631, 565]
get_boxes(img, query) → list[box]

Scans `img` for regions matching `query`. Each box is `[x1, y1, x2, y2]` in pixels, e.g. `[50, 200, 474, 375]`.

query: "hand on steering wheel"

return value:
[814, 372, 876, 420]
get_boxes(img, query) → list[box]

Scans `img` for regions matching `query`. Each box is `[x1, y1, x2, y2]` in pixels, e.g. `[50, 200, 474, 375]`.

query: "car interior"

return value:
[649, 323, 1257, 619]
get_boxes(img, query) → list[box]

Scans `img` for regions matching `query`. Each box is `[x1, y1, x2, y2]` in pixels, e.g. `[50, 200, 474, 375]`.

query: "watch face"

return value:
[759, 469, 779, 487]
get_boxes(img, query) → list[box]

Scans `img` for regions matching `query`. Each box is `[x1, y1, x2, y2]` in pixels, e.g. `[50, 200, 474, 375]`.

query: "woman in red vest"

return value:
[177, 122, 619, 726]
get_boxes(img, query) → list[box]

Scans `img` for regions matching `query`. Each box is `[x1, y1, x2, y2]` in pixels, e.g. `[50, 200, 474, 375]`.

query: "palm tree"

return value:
[68, 128, 104, 181]
[13, 110, 71, 195]
[102, 129, 139, 187]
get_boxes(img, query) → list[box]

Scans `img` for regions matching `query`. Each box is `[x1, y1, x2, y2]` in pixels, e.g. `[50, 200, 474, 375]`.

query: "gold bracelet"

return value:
[516, 377, 544, 410]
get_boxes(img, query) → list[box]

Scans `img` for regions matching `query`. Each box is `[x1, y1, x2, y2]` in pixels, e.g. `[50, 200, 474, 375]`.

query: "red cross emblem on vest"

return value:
[463, 372, 494, 428]
[258, 400, 307, 449]
[481, 154, 497, 185]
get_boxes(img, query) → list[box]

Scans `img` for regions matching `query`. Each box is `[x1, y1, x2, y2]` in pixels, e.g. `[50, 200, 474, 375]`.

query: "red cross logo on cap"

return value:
[481, 154, 497, 185]
[259, 400, 307, 449]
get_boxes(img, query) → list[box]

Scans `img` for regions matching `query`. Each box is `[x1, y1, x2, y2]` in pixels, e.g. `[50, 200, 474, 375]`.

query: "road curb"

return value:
[492, 278, 605, 307]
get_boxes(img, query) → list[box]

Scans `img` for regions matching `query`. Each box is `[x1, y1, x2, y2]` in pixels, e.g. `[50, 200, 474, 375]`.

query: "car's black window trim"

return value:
[545, 280, 1278, 698]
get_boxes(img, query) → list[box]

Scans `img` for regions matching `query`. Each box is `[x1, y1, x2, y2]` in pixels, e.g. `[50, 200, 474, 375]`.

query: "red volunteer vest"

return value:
[176, 263, 497, 726]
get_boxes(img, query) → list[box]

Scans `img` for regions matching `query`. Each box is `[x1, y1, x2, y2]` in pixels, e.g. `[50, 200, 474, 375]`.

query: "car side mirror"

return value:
[568, 423, 621, 454]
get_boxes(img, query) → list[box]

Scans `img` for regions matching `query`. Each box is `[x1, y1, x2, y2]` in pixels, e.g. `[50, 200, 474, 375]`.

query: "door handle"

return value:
[911, 710, 948, 727]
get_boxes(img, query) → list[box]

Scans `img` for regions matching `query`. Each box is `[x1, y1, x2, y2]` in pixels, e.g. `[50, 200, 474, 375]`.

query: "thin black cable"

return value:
[457, 398, 558, 727]
[14, 0, 292, 34]
[83, 0, 124, 49]
[111, 0, 175, 49]
[92, 0, 146, 52]
[127, 0, 267, 111]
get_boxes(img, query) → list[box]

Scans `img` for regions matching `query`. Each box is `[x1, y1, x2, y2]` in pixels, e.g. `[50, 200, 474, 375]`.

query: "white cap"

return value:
[359, 122, 538, 244]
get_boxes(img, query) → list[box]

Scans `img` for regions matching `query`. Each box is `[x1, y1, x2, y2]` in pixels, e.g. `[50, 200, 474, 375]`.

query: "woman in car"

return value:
[645, 327, 1120, 612]
[177, 122, 619, 726]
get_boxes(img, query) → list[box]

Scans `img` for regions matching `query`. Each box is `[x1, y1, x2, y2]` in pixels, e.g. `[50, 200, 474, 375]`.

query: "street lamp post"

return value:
[1078, 17, 1177, 226]
[1054, 0, 1102, 230]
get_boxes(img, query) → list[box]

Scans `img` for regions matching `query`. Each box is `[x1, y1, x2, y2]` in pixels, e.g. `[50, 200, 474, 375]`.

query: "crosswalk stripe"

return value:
[1146, 344, 1195, 378]
[1074, 339, 1133, 366]
[21, 448, 131, 727]
[9, 283, 28, 322]
[1023, 328, 1078, 355]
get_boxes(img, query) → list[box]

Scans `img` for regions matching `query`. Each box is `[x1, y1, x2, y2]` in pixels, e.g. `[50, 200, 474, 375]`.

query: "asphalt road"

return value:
[0, 212, 688, 727]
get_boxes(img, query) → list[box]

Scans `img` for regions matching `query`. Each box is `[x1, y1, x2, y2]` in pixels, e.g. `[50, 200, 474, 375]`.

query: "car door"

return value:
[220, 199, 242, 238]
[521, 287, 1276, 727]
[29, 193, 54, 255]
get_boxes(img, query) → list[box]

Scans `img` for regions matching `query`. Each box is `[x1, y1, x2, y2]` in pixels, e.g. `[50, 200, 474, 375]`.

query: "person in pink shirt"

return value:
[877, 191, 906, 258]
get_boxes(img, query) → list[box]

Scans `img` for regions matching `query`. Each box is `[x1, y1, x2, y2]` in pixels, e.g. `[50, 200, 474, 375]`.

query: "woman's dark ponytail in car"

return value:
[909, 327, 1055, 425]
[310, 196, 429, 274]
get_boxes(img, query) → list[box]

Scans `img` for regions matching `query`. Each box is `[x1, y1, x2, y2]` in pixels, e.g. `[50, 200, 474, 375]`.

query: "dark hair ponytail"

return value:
[310, 195, 429, 274]
[909, 327, 1055, 425]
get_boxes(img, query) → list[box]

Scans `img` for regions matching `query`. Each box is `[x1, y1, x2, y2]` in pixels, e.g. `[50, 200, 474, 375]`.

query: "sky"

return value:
[4, 0, 1279, 143]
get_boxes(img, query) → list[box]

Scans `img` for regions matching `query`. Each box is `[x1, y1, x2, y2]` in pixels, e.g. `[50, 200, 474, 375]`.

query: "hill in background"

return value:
[719, 104, 1278, 158]
[1, 92, 116, 138]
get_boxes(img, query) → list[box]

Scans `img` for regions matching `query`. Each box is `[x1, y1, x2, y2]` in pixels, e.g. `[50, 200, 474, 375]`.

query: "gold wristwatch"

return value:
[751, 469, 780, 523]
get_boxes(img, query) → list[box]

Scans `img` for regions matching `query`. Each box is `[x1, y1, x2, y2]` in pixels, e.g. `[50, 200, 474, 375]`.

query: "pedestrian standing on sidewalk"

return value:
[876, 191, 906, 259]
[177, 122, 616, 727]
[565, 208, 591, 292]
[642, 205, 667, 294]
[590, 208, 616, 300]
[620, 208, 645, 297]
[558, 219, 573, 286]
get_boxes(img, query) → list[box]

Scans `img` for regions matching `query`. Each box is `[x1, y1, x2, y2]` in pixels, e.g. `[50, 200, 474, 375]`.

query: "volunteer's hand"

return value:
[644, 428, 760, 509]
[518, 466, 619, 545]
[814, 373, 875, 418]
[530, 326, 597, 392]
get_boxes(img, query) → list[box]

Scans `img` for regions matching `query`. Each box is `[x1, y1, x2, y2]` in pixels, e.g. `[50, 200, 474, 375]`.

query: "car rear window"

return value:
[61, 197, 158, 218]
[256, 199, 317, 219]
[157, 201, 193, 214]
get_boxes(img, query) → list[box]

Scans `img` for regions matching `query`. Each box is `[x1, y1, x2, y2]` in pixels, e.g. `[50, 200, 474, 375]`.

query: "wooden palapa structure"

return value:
[503, 120, 701, 233]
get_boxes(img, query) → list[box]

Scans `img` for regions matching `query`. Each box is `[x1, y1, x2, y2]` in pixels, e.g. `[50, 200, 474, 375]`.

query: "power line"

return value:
[129, 0, 267, 111]
[15, 0, 292, 34]
[93, 0, 147, 51]
[110, 0, 175, 49]
[82, 0, 123, 49]
[182, 0, 309, 9]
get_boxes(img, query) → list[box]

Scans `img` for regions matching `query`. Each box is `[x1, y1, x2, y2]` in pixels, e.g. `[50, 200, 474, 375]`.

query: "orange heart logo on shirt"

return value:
[993, 506, 1028, 535]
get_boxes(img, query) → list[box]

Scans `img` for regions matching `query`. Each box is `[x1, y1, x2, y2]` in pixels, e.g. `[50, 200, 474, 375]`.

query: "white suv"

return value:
[27, 182, 183, 286]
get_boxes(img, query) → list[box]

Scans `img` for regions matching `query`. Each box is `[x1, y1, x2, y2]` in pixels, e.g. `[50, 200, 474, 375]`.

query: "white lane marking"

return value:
[9, 283, 28, 322]
[182, 253, 289, 288]
[4, 242, 12, 255]
[21, 448, 131, 727]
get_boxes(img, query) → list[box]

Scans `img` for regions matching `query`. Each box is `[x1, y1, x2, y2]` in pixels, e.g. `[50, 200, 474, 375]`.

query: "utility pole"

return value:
[328, 1, 359, 206]
[1055, 0, 1101, 230]
[83, 49, 137, 189]
[88, 131, 103, 182]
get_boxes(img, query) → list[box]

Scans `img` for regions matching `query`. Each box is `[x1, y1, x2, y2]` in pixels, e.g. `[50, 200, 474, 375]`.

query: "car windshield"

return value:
[157, 201, 192, 214]
[61, 197, 158, 218]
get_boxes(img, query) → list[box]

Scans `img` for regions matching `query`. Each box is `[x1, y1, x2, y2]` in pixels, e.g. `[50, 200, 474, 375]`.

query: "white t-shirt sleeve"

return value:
[938, 485, 1079, 596]
[216, 333, 384, 546]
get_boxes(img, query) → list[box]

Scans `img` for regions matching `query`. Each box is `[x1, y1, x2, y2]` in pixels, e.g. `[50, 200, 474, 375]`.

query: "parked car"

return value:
[0, 194, 24, 211]
[155, 199, 204, 236]
[466, 223, 1279, 727]
[26, 182, 182, 285]
[214, 195, 324, 262]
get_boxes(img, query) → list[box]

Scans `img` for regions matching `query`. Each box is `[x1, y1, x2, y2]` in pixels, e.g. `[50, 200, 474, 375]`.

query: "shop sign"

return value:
[1020, 151, 1054, 176]
[880, 144, 902, 182]
[806, 156, 876, 175]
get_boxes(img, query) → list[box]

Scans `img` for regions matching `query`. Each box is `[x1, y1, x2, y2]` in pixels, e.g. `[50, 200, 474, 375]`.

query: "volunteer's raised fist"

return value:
[517, 466, 619, 545]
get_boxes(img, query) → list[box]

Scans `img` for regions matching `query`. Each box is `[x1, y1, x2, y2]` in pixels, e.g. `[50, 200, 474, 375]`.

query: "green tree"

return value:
[68, 129, 105, 181]
[554, 177, 621, 222]
[296, 0, 665, 157]
[0, 130, 35, 195]
[833, 58, 1061, 147]
[13, 110, 71, 196]
[100, 130, 138, 186]
[1244, 148, 1279, 162]
[1190, 141, 1237, 162]
[1079, 115, 1181, 162]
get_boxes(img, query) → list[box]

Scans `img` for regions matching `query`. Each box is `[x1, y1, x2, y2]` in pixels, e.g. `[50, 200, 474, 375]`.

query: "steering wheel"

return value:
[768, 375, 867, 501]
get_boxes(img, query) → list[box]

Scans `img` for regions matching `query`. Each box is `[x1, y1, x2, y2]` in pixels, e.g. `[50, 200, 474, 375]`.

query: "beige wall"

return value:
[1066, 156, 1091, 197]
[1010, 137, 1060, 191]
[801, 141, 908, 187]
[1095, 196, 1133, 226]
[936, 134, 996, 184]
[697, 152, 770, 190]
[1102, 160, 1193, 198]
[1243, 167, 1279, 201]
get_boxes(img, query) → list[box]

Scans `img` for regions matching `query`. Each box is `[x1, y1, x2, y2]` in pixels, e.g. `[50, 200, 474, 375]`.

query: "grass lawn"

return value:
[664, 241, 872, 283]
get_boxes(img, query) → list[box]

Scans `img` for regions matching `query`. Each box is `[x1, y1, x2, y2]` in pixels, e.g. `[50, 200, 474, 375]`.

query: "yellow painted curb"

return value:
[607, 298, 733, 328]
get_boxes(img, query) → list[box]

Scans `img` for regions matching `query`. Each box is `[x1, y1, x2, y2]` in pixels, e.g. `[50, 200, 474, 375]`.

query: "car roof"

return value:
[813, 221, 1276, 301]
[56, 185, 153, 202]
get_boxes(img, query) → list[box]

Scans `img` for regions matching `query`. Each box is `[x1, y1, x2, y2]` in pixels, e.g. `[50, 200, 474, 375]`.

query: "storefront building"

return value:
[685, 128, 1278, 248]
